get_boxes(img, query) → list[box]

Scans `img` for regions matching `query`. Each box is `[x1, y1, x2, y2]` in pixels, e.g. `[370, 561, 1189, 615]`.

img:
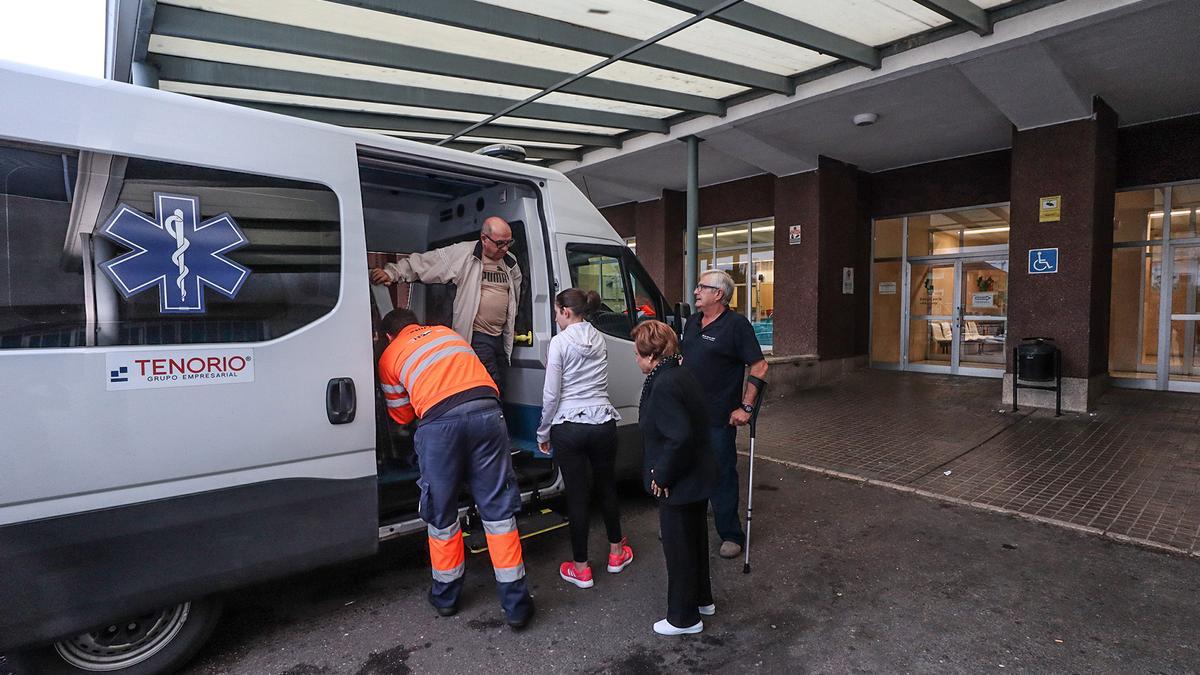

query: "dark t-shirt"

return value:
[680, 308, 765, 428]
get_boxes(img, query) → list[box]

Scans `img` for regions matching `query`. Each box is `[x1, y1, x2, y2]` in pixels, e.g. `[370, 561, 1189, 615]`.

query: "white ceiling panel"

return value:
[748, 0, 950, 46]
[158, 0, 743, 98]
[159, 82, 629, 135]
[476, 0, 835, 75]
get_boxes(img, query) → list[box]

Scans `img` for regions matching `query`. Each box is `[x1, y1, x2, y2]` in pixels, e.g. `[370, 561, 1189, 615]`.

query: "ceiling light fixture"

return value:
[852, 113, 879, 127]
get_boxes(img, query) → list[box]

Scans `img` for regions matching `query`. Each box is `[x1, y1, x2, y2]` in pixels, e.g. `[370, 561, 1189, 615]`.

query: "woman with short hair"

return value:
[538, 288, 632, 589]
[631, 320, 717, 635]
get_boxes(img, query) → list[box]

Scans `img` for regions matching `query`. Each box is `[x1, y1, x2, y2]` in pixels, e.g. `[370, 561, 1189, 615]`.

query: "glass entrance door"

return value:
[906, 257, 1008, 375]
[1168, 244, 1200, 387]
[907, 261, 957, 372]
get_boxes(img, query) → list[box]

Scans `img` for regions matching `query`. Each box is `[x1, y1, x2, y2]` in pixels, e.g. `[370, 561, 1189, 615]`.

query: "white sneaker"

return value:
[653, 619, 703, 635]
[698, 604, 716, 616]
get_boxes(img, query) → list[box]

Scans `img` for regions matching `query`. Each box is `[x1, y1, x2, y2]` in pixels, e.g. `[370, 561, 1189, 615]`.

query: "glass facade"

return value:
[871, 205, 1009, 376]
[1110, 183, 1200, 389]
[694, 218, 775, 350]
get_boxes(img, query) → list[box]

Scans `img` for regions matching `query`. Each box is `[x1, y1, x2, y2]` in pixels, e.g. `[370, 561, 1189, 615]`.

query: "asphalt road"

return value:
[5, 457, 1199, 674]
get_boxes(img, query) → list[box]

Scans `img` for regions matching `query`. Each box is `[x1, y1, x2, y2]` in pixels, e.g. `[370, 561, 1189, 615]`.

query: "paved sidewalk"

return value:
[744, 370, 1200, 555]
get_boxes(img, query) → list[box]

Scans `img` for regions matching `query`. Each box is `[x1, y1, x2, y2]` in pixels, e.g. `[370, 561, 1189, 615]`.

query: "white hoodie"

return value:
[537, 321, 620, 443]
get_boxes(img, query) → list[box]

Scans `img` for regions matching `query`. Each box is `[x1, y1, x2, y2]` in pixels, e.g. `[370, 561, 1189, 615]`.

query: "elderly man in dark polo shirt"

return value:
[680, 269, 768, 559]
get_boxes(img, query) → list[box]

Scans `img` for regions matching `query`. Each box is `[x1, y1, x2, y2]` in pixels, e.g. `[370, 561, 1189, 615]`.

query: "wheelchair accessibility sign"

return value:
[1028, 248, 1058, 274]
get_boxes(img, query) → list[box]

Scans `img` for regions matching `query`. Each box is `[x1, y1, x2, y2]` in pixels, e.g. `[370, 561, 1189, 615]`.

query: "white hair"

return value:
[701, 269, 735, 305]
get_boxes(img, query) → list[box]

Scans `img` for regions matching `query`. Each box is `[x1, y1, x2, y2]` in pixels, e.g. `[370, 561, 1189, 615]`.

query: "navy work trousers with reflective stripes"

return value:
[414, 399, 531, 620]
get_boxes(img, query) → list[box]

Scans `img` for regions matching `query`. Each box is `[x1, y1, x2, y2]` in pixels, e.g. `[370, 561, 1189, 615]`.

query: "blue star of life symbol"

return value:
[98, 193, 251, 314]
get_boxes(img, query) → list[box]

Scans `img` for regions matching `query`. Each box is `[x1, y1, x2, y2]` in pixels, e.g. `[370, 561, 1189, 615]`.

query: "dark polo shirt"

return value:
[680, 308, 764, 428]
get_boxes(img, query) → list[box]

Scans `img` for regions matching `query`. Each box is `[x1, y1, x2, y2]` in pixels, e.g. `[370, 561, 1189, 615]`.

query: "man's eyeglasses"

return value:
[484, 234, 514, 248]
[695, 283, 721, 292]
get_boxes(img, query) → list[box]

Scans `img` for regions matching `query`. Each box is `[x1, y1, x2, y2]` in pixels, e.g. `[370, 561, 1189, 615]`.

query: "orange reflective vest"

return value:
[378, 324, 497, 425]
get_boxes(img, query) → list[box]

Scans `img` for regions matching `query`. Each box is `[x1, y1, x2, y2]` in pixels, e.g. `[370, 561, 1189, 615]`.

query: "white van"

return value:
[0, 63, 676, 674]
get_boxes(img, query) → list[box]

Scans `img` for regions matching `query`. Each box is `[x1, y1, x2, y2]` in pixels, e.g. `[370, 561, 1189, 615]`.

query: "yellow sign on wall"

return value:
[1039, 195, 1062, 222]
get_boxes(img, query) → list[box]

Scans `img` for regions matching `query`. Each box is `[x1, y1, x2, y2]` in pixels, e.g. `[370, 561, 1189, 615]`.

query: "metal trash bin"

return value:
[1016, 337, 1057, 382]
[1012, 337, 1062, 416]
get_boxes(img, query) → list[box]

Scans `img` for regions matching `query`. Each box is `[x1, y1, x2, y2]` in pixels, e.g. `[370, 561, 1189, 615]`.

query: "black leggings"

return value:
[550, 420, 622, 563]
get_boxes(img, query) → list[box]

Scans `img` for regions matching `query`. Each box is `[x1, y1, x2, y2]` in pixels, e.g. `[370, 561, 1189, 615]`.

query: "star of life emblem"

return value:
[98, 193, 251, 314]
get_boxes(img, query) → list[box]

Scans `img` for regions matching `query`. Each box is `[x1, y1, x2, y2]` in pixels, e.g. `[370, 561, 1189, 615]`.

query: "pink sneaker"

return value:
[607, 538, 634, 573]
[560, 562, 594, 588]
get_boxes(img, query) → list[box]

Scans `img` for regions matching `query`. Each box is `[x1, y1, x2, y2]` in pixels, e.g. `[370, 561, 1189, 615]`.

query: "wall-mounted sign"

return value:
[789, 225, 802, 245]
[971, 292, 995, 308]
[1039, 195, 1061, 222]
[1028, 247, 1059, 274]
[878, 281, 897, 295]
[842, 267, 854, 294]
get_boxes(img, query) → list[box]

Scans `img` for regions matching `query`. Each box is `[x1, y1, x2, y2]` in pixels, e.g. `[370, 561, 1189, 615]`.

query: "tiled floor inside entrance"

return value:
[745, 370, 1200, 555]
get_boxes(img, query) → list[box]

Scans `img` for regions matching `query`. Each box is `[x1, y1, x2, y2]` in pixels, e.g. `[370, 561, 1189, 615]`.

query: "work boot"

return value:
[506, 600, 535, 631]
[719, 541, 742, 558]
[428, 593, 457, 617]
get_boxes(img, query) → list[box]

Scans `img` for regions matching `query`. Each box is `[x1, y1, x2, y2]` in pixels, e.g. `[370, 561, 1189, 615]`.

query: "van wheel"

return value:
[7, 598, 222, 674]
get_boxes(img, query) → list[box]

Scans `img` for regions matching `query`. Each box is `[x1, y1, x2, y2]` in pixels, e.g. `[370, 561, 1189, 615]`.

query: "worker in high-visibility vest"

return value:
[378, 307, 534, 628]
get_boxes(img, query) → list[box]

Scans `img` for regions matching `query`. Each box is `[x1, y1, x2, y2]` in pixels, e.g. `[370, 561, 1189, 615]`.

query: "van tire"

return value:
[6, 597, 222, 675]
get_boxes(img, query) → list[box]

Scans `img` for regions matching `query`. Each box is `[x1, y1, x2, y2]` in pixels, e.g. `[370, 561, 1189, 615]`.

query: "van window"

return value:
[567, 246, 634, 339]
[95, 159, 341, 346]
[0, 143, 86, 349]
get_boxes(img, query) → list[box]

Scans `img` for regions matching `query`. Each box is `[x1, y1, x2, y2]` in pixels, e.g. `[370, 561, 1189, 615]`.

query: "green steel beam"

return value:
[224, 101, 621, 148]
[324, 0, 793, 94]
[152, 4, 725, 115]
[910, 0, 992, 35]
[152, 55, 669, 133]
[651, 0, 880, 69]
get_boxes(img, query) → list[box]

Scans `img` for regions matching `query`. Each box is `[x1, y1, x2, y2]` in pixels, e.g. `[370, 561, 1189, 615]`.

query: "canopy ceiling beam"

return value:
[152, 5, 724, 115]
[152, 55, 670, 133]
[650, 0, 881, 69]
[910, 0, 992, 35]
[225, 101, 621, 148]
[324, 0, 793, 93]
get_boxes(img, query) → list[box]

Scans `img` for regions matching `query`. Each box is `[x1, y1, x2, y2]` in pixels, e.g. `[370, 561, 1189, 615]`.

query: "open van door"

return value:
[550, 239, 672, 476]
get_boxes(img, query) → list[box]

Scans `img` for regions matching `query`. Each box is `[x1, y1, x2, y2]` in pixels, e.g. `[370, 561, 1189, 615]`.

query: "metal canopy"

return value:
[111, 0, 1025, 164]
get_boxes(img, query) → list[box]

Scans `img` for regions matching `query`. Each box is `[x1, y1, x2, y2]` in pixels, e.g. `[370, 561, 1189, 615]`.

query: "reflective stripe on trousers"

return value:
[483, 517, 525, 583]
[428, 521, 465, 583]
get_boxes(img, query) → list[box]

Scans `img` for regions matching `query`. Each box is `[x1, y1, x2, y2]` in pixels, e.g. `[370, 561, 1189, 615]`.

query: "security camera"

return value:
[852, 113, 878, 127]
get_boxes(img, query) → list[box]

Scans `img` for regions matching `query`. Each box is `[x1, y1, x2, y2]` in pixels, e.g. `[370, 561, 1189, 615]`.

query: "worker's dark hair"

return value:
[381, 308, 419, 338]
[556, 288, 602, 320]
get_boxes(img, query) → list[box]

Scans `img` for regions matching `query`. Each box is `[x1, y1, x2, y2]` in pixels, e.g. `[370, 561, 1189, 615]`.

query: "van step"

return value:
[463, 507, 568, 554]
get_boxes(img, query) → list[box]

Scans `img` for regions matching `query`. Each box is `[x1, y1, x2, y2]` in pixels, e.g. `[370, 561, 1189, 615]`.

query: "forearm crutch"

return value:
[743, 377, 767, 574]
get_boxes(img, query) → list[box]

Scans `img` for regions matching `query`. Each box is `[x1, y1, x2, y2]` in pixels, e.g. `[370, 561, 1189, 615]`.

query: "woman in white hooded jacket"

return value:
[538, 288, 633, 589]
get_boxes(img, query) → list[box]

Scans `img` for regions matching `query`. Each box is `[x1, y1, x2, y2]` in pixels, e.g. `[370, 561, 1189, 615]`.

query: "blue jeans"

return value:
[708, 425, 745, 546]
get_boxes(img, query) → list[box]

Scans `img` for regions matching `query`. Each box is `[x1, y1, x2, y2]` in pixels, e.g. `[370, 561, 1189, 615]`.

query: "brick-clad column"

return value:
[1004, 99, 1118, 411]
[635, 190, 685, 305]
[772, 171, 820, 355]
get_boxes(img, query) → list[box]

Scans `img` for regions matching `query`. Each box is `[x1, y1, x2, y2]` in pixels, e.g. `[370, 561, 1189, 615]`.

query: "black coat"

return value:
[638, 362, 717, 505]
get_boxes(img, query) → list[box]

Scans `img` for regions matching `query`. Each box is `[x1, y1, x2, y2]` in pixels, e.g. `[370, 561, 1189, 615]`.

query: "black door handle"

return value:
[326, 378, 356, 424]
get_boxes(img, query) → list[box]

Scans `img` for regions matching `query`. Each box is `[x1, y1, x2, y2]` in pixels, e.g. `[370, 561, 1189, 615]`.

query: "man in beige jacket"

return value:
[370, 217, 523, 393]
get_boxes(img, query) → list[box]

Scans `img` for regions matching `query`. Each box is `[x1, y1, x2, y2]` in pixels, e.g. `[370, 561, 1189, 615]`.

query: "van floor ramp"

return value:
[462, 507, 568, 554]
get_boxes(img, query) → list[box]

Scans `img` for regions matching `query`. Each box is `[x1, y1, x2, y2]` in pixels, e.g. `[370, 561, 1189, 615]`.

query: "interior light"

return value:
[963, 226, 1010, 236]
[1147, 209, 1193, 219]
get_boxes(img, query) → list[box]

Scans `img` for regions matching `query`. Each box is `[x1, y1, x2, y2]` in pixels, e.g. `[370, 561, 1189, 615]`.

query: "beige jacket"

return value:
[382, 240, 523, 358]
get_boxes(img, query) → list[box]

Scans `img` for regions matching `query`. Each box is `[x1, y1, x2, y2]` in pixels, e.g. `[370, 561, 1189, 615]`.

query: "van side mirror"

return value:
[673, 302, 691, 335]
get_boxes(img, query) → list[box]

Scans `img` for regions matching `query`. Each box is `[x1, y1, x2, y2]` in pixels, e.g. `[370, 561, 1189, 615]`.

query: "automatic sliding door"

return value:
[958, 258, 1008, 373]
